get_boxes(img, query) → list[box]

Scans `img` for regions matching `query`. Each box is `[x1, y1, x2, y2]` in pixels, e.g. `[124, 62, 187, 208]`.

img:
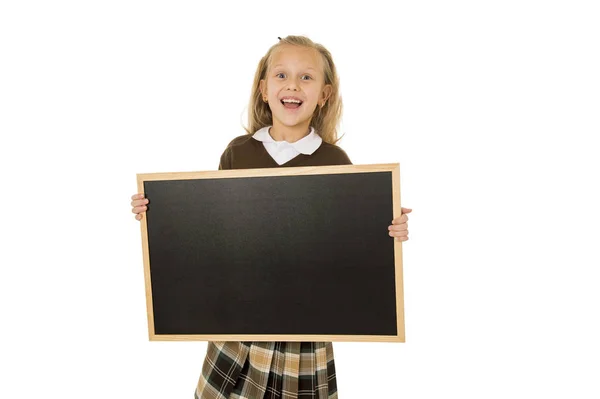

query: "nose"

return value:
[286, 78, 300, 91]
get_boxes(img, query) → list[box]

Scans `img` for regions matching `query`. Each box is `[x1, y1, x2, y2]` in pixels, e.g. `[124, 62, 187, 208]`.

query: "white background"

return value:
[1, 1, 599, 398]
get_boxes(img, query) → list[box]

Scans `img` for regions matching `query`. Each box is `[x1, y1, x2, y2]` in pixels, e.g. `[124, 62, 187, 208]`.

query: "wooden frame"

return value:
[137, 163, 405, 342]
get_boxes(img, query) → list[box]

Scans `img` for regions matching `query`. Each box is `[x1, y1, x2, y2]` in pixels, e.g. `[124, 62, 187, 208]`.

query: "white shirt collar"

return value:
[252, 126, 322, 155]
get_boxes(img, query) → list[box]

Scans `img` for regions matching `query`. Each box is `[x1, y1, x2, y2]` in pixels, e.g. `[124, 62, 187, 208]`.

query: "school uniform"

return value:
[195, 127, 352, 399]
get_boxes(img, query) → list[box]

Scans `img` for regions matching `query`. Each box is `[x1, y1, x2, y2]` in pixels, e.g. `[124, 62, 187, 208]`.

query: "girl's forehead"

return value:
[269, 45, 324, 72]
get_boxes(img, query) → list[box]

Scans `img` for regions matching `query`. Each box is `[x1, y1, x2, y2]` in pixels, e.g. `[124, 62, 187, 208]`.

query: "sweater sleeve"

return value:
[328, 144, 353, 166]
[339, 148, 352, 165]
[218, 146, 232, 170]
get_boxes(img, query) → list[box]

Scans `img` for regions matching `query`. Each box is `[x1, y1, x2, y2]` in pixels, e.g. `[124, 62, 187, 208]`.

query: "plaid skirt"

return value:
[195, 341, 338, 399]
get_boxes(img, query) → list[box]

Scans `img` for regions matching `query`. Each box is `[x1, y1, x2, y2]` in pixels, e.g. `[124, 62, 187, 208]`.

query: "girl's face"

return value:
[260, 44, 332, 134]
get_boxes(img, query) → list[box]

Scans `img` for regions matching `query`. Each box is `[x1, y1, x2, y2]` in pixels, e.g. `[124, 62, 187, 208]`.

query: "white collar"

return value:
[252, 126, 322, 155]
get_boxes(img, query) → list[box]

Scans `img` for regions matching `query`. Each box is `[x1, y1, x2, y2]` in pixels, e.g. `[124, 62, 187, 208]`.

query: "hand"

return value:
[388, 207, 411, 242]
[131, 193, 149, 221]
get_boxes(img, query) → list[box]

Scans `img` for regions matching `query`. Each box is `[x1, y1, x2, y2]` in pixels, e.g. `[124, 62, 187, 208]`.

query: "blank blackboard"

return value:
[137, 164, 404, 342]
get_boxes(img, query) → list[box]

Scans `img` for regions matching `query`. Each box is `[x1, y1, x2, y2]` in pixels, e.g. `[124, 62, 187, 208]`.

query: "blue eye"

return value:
[301, 75, 312, 80]
[276, 73, 286, 78]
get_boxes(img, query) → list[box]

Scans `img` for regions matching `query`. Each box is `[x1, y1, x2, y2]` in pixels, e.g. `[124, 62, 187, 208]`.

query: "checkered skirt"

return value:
[195, 341, 338, 399]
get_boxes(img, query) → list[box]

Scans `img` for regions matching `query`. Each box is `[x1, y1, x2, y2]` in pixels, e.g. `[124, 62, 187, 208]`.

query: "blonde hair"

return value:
[245, 35, 344, 145]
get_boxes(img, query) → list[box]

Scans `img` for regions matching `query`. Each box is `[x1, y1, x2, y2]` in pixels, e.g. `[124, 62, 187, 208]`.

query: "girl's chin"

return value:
[276, 118, 312, 129]
[275, 111, 309, 123]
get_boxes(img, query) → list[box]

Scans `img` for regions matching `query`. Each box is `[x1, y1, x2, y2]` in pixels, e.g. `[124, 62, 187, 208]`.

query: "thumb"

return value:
[401, 207, 412, 214]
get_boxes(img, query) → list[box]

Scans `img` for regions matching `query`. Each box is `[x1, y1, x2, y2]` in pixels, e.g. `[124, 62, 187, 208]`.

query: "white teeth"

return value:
[282, 99, 302, 104]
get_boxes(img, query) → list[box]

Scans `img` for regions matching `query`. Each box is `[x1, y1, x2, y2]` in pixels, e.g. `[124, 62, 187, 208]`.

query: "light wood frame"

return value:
[137, 163, 405, 342]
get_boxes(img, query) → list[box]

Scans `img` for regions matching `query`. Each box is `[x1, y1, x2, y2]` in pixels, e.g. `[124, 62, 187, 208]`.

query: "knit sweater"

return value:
[218, 134, 352, 170]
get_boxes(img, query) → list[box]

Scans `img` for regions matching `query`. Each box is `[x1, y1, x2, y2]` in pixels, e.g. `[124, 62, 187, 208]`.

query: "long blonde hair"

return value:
[245, 35, 344, 145]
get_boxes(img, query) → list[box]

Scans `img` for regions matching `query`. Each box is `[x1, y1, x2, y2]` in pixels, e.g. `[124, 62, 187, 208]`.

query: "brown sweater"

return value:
[218, 134, 352, 170]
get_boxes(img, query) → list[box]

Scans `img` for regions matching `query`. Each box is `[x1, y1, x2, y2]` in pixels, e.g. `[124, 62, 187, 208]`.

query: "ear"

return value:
[259, 80, 267, 99]
[320, 84, 333, 106]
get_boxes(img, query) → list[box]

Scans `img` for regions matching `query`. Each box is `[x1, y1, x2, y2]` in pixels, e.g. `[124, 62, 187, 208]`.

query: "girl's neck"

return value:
[269, 121, 311, 143]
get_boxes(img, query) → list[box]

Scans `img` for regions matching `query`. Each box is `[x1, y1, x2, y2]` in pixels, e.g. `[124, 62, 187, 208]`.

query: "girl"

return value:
[130, 35, 411, 399]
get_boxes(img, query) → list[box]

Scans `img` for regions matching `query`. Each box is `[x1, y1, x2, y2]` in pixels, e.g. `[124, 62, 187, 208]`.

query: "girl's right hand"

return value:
[131, 193, 149, 221]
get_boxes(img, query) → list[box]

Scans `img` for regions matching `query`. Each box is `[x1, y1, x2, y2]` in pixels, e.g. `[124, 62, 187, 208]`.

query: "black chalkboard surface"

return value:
[137, 164, 404, 342]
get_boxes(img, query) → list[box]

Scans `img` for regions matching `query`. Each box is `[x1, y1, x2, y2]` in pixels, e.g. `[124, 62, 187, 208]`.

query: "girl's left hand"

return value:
[388, 207, 412, 242]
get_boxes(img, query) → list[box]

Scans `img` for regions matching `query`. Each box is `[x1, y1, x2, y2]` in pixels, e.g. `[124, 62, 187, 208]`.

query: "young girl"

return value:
[130, 35, 411, 399]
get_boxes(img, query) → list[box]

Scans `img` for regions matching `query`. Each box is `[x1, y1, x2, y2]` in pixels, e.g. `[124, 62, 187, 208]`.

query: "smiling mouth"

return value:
[281, 99, 303, 109]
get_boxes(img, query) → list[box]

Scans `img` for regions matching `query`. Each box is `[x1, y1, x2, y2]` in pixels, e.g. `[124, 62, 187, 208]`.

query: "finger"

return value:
[130, 198, 149, 207]
[389, 229, 408, 238]
[131, 193, 145, 200]
[401, 207, 413, 214]
[395, 236, 409, 242]
[131, 205, 148, 214]
[391, 214, 408, 224]
[388, 223, 407, 232]
[135, 213, 142, 221]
